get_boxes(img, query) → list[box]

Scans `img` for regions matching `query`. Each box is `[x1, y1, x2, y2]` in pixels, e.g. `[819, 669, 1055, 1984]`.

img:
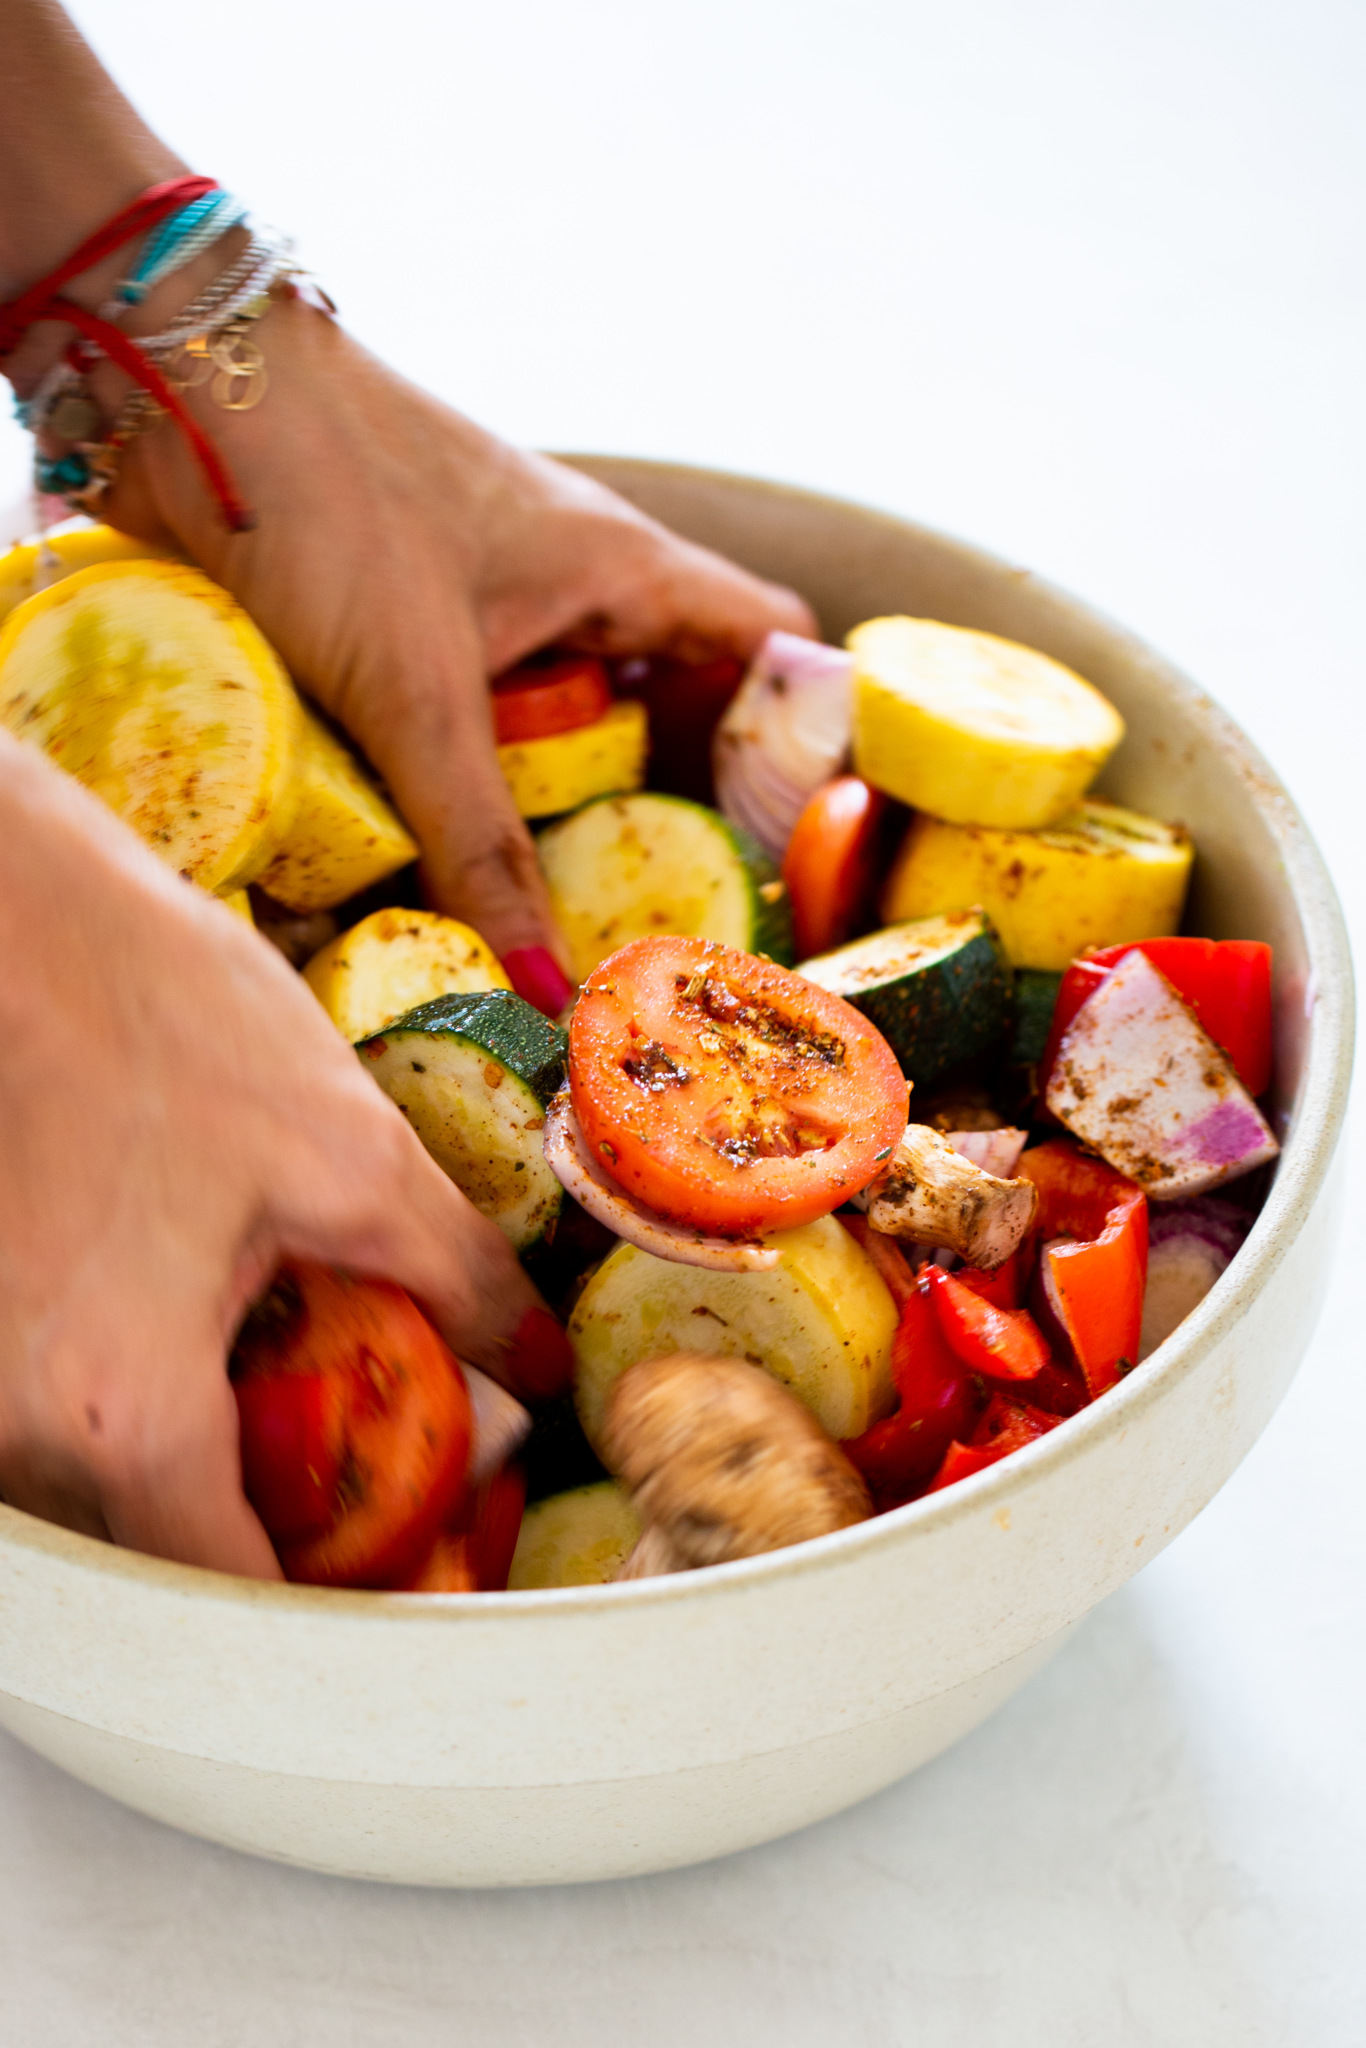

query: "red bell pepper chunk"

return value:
[924, 1264, 1050, 1380]
[843, 1278, 981, 1508]
[403, 1464, 527, 1593]
[1039, 938, 1272, 1101]
[951, 1246, 1024, 1311]
[1017, 1141, 1147, 1399]
[928, 1393, 1062, 1493]
[611, 650, 746, 803]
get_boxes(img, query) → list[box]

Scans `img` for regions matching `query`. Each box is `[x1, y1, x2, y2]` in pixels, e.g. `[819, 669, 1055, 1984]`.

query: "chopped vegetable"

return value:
[929, 1393, 1062, 1492]
[848, 615, 1124, 829]
[537, 790, 793, 984]
[923, 1264, 1050, 1381]
[253, 705, 417, 913]
[860, 1122, 1038, 1269]
[507, 1480, 642, 1589]
[403, 1467, 528, 1593]
[940, 1127, 1028, 1179]
[1017, 1141, 1147, 1397]
[219, 887, 254, 924]
[843, 1280, 980, 1506]
[1010, 969, 1064, 1069]
[1045, 948, 1279, 1198]
[230, 1262, 472, 1589]
[713, 632, 854, 860]
[358, 990, 566, 1250]
[614, 648, 747, 804]
[303, 906, 509, 1044]
[1139, 1197, 1251, 1360]
[1039, 937, 1274, 1101]
[0, 520, 176, 627]
[492, 652, 612, 745]
[569, 1213, 899, 1451]
[544, 1087, 781, 1270]
[498, 698, 648, 820]
[569, 936, 907, 1237]
[798, 909, 1012, 1089]
[782, 775, 886, 958]
[0, 560, 304, 892]
[882, 798, 1193, 970]
[605, 1354, 871, 1577]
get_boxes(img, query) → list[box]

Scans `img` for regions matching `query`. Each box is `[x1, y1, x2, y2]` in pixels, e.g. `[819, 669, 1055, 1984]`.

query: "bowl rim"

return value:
[0, 459, 1354, 1622]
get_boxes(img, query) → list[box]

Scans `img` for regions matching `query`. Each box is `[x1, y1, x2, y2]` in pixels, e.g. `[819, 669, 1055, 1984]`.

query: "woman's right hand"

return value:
[0, 733, 565, 1578]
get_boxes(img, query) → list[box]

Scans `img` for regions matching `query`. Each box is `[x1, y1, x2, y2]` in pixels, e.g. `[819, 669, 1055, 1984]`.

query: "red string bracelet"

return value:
[0, 175, 255, 533]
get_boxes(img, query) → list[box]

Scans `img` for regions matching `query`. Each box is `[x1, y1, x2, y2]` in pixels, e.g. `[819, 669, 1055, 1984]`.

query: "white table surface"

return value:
[2, 3, 1363, 2042]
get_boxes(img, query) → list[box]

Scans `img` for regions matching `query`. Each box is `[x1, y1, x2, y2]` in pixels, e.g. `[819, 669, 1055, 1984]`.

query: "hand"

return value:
[100, 299, 816, 972]
[0, 737, 566, 1577]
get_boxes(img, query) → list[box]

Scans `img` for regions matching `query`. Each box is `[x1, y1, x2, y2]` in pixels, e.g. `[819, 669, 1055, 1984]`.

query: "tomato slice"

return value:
[569, 936, 908, 1236]
[233, 1368, 346, 1543]
[783, 776, 887, 958]
[492, 652, 612, 744]
[232, 1262, 473, 1591]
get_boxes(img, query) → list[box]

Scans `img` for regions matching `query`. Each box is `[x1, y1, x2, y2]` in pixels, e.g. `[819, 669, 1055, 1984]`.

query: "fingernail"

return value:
[503, 946, 574, 1018]
[506, 1305, 574, 1400]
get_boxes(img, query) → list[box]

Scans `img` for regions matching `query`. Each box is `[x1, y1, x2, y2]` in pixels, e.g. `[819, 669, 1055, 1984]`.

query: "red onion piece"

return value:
[713, 631, 854, 860]
[542, 1091, 781, 1273]
[463, 1366, 531, 1486]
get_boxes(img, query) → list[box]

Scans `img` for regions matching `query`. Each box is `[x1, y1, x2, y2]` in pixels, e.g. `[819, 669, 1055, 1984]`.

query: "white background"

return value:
[2, 2, 1363, 2041]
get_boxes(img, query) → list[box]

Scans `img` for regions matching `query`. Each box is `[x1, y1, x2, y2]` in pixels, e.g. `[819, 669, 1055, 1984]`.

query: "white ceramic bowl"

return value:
[0, 462, 1353, 1887]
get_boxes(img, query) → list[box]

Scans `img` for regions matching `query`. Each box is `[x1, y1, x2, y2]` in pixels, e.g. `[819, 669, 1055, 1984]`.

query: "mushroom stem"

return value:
[857, 1122, 1038, 1270]
[603, 1354, 872, 1580]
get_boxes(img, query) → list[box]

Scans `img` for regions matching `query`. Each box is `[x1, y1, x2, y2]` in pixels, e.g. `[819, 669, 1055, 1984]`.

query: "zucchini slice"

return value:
[0, 560, 303, 892]
[304, 907, 510, 1044]
[359, 990, 567, 1250]
[849, 614, 1124, 829]
[797, 909, 1011, 1088]
[507, 1481, 641, 1590]
[498, 698, 649, 820]
[536, 790, 794, 984]
[255, 706, 417, 913]
[570, 1213, 897, 1452]
[1010, 968, 1063, 1068]
[881, 798, 1194, 971]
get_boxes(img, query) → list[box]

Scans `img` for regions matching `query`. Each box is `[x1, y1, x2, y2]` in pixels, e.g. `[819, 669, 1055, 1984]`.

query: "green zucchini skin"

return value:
[536, 790, 794, 979]
[1010, 969, 1064, 1067]
[798, 909, 1011, 1090]
[358, 990, 568, 1251]
[380, 990, 568, 1103]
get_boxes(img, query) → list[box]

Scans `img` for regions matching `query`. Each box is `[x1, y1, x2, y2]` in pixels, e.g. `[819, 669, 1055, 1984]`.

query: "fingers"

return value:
[264, 1100, 573, 1403]
[337, 604, 570, 968]
[0, 1302, 282, 1581]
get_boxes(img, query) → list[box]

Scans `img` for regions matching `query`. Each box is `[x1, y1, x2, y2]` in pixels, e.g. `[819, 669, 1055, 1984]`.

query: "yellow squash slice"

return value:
[882, 797, 1193, 970]
[0, 521, 177, 630]
[303, 906, 509, 1043]
[0, 561, 303, 892]
[570, 1215, 898, 1454]
[218, 888, 255, 923]
[254, 705, 418, 912]
[507, 1482, 641, 1590]
[849, 615, 1124, 830]
[498, 698, 648, 820]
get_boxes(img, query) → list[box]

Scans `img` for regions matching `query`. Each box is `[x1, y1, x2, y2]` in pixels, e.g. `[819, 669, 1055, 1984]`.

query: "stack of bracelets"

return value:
[0, 175, 334, 532]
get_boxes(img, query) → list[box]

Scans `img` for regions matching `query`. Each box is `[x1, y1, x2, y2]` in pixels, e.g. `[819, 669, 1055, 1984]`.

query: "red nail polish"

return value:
[506, 1305, 574, 1400]
[503, 946, 574, 1018]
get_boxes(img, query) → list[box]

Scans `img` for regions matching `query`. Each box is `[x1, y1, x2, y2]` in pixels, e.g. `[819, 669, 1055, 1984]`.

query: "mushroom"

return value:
[856, 1122, 1038, 1269]
[602, 1354, 872, 1580]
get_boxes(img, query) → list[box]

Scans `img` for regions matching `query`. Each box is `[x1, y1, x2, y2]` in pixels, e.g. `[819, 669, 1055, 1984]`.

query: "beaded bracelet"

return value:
[0, 177, 331, 531]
